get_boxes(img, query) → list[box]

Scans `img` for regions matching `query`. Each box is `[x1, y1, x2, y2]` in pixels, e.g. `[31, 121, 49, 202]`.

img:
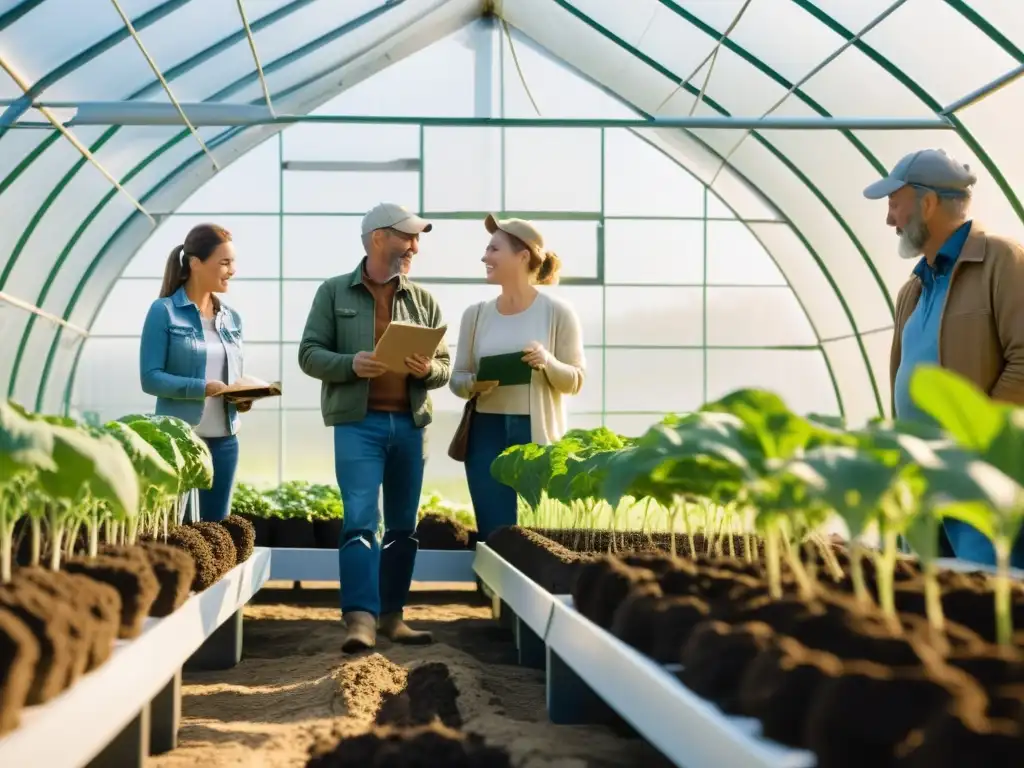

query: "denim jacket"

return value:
[139, 286, 244, 434]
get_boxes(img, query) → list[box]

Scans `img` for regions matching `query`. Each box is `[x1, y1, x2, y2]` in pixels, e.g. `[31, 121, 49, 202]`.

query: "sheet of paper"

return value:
[477, 352, 533, 386]
[373, 321, 447, 373]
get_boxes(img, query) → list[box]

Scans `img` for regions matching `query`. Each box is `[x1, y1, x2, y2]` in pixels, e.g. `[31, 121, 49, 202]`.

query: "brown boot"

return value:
[341, 611, 377, 653]
[378, 612, 433, 645]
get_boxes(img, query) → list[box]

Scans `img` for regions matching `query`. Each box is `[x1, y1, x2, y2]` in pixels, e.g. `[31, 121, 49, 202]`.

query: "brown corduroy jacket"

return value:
[890, 221, 1024, 412]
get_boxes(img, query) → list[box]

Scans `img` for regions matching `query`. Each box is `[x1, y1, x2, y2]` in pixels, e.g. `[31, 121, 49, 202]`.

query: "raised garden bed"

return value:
[477, 525, 1024, 767]
[0, 547, 270, 767]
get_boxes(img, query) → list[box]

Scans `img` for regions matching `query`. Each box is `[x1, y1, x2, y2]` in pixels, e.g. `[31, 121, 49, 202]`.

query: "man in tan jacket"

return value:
[865, 148, 1024, 566]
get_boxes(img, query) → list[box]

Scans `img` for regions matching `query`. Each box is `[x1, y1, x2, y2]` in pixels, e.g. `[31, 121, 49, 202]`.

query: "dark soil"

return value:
[306, 721, 513, 767]
[191, 522, 238, 577]
[166, 525, 218, 591]
[0, 606, 40, 736]
[376, 662, 463, 729]
[804, 659, 980, 767]
[531, 528, 765, 560]
[307, 658, 511, 767]
[64, 572, 121, 668]
[0, 581, 76, 705]
[139, 541, 196, 616]
[679, 620, 777, 713]
[313, 518, 343, 550]
[63, 553, 160, 639]
[11, 568, 98, 684]
[237, 513, 272, 547]
[486, 526, 594, 594]
[220, 515, 256, 563]
[416, 513, 472, 551]
[274, 517, 317, 549]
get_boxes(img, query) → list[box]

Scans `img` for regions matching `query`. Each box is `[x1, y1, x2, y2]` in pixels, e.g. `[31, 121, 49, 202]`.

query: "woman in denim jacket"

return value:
[139, 223, 246, 522]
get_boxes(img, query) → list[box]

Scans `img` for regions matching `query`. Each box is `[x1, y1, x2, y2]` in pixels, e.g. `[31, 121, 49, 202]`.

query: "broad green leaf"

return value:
[104, 421, 179, 496]
[147, 415, 214, 490]
[782, 446, 899, 536]
[909, 365, 1004, 451]
[126, 420, 186, 488]
[0, 400, 56, 483]
[38, 426, 140, 518]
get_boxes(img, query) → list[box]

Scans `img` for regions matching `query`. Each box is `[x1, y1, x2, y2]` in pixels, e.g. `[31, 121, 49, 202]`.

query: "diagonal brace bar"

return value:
[941, 62, 1024, 115]
[109, 0, 220, 170]
[0, 54, 155, 224]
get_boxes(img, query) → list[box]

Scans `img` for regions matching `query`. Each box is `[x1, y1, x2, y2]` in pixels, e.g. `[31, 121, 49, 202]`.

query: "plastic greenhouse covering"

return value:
[0, 0, 1021, 496]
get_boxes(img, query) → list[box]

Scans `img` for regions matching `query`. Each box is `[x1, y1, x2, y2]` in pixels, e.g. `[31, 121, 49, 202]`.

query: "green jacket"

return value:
[297, 261, 451, 427]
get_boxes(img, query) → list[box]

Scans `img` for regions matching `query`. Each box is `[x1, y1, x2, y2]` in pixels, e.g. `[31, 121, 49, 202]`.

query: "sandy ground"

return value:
[148, 580, 671, 767]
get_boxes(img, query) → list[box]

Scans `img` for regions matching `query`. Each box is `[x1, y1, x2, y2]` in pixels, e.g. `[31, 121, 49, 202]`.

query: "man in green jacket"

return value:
[298, 202, 451, 653]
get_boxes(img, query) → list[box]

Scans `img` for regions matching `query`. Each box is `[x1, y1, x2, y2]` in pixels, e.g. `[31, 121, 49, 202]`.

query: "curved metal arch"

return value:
[0, 0, 193, 137]
[49, 89, 856, 421]
[547, 0, 885, 414]
[35, 10, 877, 418]
[792, 0, 1024, 228]
[653, 0, 893, 309]
[8, 0, 412, 400]
[631, 130, 846, 418]
[943, 0, 1024, 62]
[0, 0, 49, 32]
[0, 0, 324, 290]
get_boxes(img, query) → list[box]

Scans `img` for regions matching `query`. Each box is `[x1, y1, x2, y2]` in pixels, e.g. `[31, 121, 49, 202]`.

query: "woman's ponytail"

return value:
[535, 250, 561, 286]
[159, 244, 189, 298]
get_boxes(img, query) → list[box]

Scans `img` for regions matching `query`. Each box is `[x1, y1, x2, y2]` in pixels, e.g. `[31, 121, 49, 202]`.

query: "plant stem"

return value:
[0, 502, 11, 583]
[923, 559, 946, 638]
[850, 541, 871, 608]
[874, 529, 898, 623]
[813, 533, 844, 582]
[727, 515, 736, 560]
[30, 516, 40, 567]
[783, 539, 815, 599]
[744, 530, 753, 564]
[766, 525, 782, 599]
[994, 538, 1013, 647]
[89, 521, 99, 558]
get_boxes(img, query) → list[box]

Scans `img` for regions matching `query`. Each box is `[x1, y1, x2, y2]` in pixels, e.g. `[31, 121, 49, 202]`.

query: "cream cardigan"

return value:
[449, 292, 586, 445]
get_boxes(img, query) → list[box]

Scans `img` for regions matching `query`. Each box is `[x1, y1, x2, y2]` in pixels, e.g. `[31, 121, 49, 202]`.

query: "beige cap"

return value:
[361, 202, 433, 235]
[484, 213, 543, 253]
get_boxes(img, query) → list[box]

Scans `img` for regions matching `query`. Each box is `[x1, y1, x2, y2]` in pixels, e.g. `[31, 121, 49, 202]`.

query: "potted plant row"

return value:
[483, 364, 1024, 766]
[0, 403, 256, 738]
[233, 483, 479, 551]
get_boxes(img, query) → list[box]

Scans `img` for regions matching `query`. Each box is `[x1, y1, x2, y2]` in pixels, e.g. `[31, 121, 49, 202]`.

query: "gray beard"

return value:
[898, 211, 929, 260]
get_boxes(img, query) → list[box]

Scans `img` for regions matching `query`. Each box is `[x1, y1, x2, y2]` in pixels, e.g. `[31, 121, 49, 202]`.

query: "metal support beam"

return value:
[0, 55, 155, 224]
[61, 103, 955, 130]
[236, 0, 275, 116]
[282, 158, 421, 172]
[0, 290, 90, 337]
[709, 0, 911, 184]
[941, 62, 1024, 115]
[109, 0, 220, 170]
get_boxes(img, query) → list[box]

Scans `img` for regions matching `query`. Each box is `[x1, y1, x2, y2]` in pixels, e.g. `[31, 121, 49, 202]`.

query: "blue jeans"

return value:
[944, 518, 1024, 569]
[189, 435, 239, 523]
[465, 412, 532, 542]
[334, 411, 425, 617]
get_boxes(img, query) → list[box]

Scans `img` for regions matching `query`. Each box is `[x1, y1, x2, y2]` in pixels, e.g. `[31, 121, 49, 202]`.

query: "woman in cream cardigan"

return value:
[450, 214, 586, 540]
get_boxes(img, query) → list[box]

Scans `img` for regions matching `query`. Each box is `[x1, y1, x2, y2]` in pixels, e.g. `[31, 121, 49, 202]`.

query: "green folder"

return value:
[477, 352, 533, 386]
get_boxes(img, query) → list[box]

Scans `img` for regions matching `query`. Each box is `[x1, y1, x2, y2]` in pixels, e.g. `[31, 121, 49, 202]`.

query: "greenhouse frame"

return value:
[2, 2, 1024, 767]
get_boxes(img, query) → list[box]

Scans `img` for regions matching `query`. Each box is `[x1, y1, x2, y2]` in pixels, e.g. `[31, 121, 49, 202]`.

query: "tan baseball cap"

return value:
[361, 202, 433, 235]
[484, 213, 543, 253]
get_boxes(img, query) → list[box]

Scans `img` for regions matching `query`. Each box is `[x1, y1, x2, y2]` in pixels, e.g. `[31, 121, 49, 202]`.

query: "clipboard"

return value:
[477, 352, 533, 386]
[374, 321, 447, 373]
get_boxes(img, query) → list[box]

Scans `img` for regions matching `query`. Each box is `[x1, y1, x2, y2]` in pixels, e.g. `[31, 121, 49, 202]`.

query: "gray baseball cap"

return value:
[863, 148, 977, 199]
[360, 202, 433, 235]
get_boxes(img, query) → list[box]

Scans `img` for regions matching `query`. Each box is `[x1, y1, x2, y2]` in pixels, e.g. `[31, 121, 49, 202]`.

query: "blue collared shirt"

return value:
[139, 286, 245, 433]
[893, 221, 973, 422]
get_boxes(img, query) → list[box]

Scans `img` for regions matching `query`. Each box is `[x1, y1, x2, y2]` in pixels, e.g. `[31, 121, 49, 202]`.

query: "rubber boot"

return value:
[379, 612, 433, 645]
[341, 610, 377, 653]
